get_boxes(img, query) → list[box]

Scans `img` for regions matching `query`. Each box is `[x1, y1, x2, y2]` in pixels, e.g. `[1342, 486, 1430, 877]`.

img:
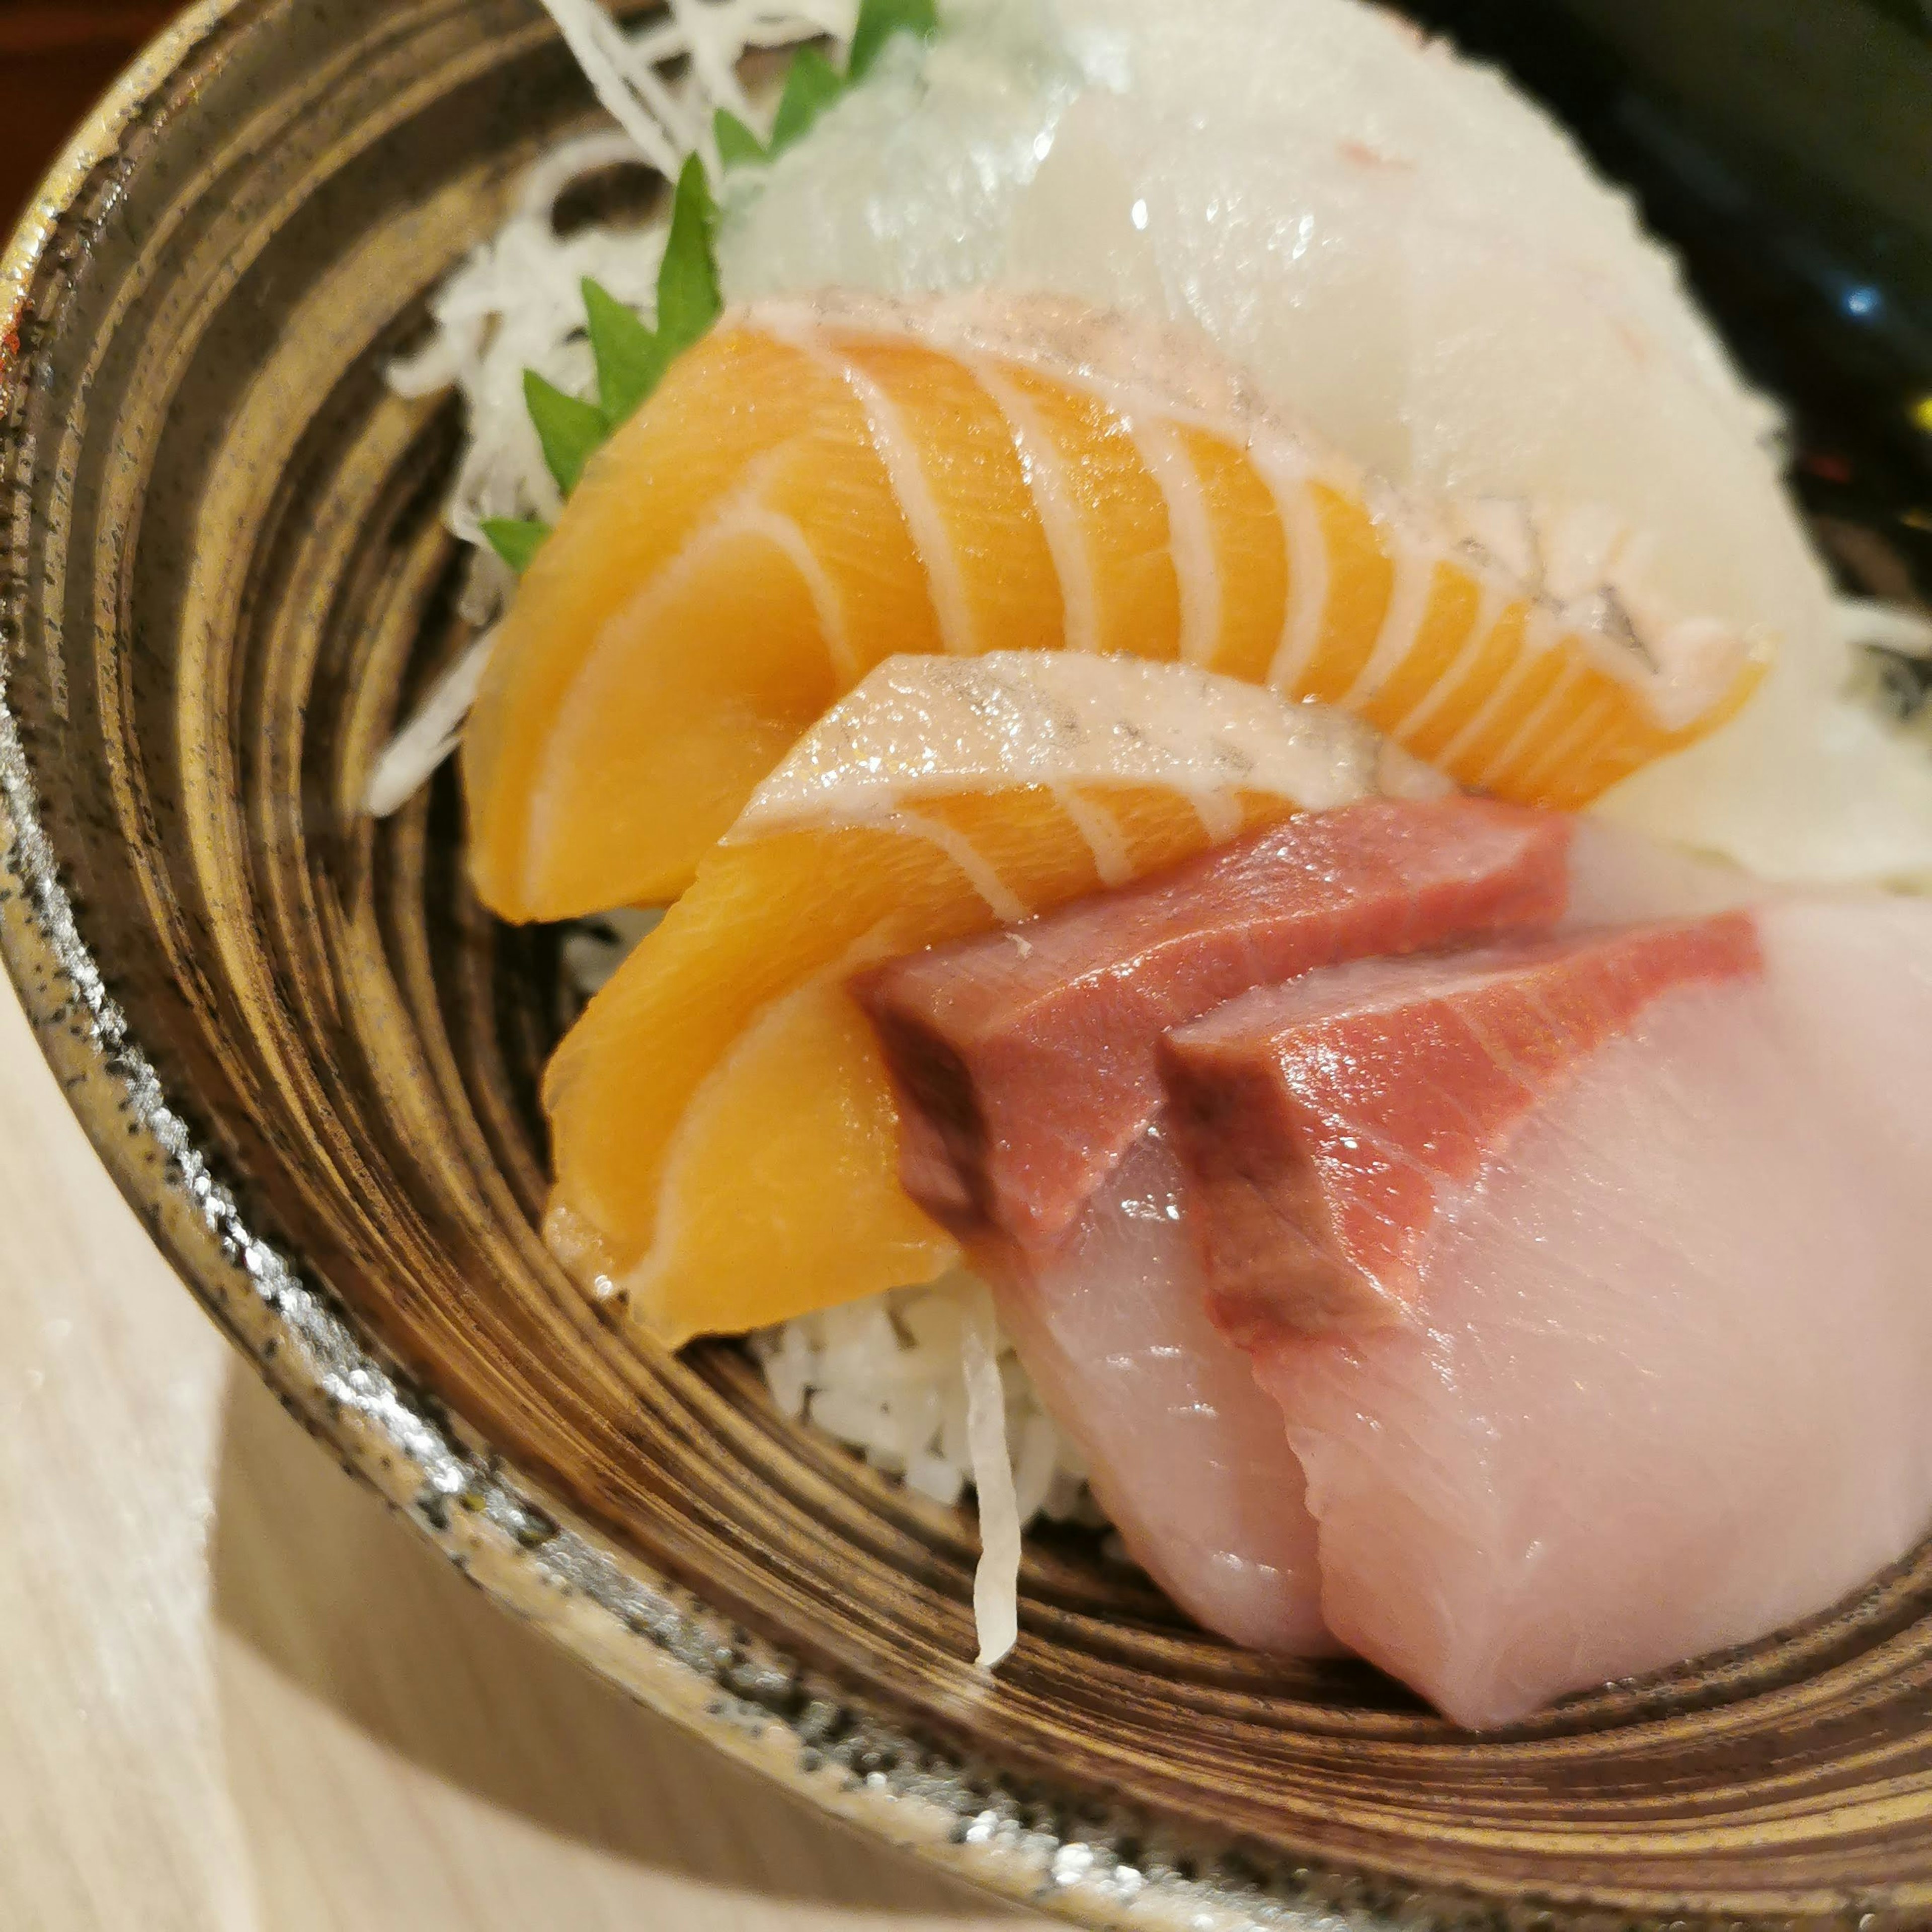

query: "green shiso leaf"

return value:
[481, 517, 552, 573]
[769, 44, 845, 154]
[503, 9, 941, 536]
[582, 276, 665, 430]
[523, 371, 608, 495]
[713, 107, 766, 169]
[848, 0, 938, 81]
[516, 157, 722, 511]
[654, 153, 724, 355]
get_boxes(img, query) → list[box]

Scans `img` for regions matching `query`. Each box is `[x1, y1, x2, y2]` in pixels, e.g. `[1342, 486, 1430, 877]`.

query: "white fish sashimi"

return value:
[1217, 897, 1932, 1728]
[1599, 665, 1932, 888]
[716, 0, 1082, 295]
[1558, 817, 1764, 925]
[981, 1129, 1333, 1655]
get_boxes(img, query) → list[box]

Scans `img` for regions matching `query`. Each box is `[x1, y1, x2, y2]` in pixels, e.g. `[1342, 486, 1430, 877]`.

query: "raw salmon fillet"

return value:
[1163, 900, 1932, 1727]
[980, 1128, 1333, 1655]
[464, 289, 1766, 919]
[855, 796, 1571, 1250]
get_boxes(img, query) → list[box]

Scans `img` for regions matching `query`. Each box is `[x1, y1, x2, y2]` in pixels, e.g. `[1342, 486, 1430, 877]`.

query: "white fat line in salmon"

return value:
[620, 982, 827, 1309]
[1432, 607, 1568, 775]
[533, 490, 856, 850]
[1051, 784, 1134, 888]
[734, 503, 859, 684]
[968, 357, 1101, 658]
[1509, 687, 1621, 797]
[1182, 784, 1246, 845]
[1385, 578, 1511, 747]
[879, 808, 1032, 925]
[620, 929, 901, 1310]
[532, 455, 811, 873]
[1338, 538, 1450, 713]
[576, 454, 796, 637]
[1133, 419, 1223, 667]
[1256, 452, 1332, 695]
[767, 319, 980, 657]
[1474, 660, 1588, 796]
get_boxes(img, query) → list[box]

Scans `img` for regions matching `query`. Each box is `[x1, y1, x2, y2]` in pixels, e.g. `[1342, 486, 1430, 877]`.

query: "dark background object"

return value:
[0, 4, 181, 224]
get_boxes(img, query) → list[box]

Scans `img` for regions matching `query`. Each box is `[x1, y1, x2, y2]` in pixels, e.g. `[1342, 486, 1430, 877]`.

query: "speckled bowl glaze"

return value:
[8, 4, 1932, 1926]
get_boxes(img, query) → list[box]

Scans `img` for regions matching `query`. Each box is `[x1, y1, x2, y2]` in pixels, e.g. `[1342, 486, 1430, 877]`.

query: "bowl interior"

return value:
[7, 3, 1932, 1926]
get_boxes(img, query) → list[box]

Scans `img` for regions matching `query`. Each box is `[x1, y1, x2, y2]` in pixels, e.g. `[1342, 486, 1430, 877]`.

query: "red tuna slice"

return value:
[1159, 915, 1762, 1343]
[979, 1128, 1335, 1656]
[853, 797, 1571, 1250]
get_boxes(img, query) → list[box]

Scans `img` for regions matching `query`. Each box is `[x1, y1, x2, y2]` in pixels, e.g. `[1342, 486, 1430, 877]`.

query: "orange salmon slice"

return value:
[466, 290, 1767, 921]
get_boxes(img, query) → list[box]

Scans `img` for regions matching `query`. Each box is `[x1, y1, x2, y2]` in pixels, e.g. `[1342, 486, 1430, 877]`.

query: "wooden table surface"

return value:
[0, 972, 1032, 1929]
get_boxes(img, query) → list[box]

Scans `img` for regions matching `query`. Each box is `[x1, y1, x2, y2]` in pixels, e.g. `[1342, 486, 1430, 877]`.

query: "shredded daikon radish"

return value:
[373, 0, 862, 808]
[395, 0, 857, 566]
[746, 1275, 1106, 1668]
[533, 0, 706, 175]
[1840, 597, 1932, 661]
[560, 906, 667, 1000]
[365, 627, 499, 818]
[534, 0, 858, 175]
[961, 1289, 1022, 1669]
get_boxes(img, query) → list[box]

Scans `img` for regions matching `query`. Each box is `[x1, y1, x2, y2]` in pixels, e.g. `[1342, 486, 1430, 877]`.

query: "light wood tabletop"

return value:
[0, 973, 1034, 1931]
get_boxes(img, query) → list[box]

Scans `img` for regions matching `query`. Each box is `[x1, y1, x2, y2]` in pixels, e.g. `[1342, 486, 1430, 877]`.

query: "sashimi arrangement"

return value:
[374, 0, 1932, 1728]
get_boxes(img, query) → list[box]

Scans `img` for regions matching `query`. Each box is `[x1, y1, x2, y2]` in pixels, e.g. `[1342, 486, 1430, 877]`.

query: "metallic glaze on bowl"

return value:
[6, 4, 1932, 1927]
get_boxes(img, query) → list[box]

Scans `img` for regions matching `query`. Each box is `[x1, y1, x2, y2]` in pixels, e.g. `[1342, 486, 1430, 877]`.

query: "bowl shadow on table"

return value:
[208, 1360, 1028, 1923]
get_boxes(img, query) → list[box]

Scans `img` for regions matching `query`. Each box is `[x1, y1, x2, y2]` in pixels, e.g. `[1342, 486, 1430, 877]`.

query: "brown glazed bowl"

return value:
[7, 3, 1932, 1926]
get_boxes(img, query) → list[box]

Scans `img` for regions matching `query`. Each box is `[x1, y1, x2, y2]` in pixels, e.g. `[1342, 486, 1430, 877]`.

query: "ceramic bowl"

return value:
[7, 3, 1932, 1925]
